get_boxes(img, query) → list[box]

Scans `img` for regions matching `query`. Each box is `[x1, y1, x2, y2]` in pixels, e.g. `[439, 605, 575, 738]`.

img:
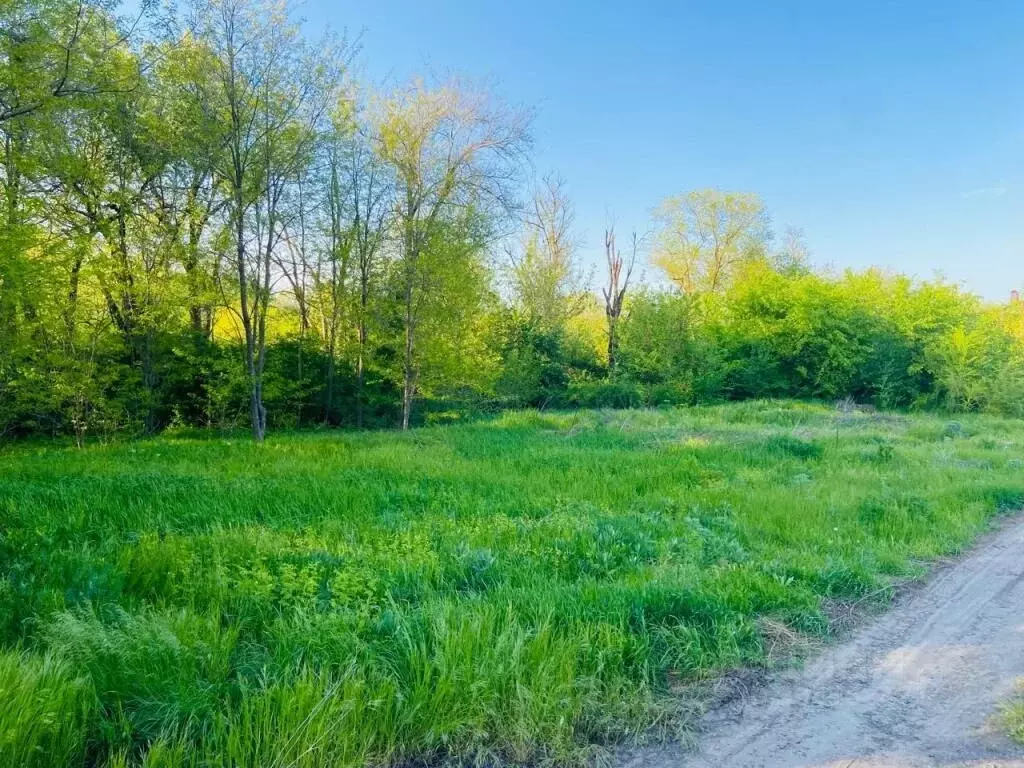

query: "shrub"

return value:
[565, 380, 644, 409]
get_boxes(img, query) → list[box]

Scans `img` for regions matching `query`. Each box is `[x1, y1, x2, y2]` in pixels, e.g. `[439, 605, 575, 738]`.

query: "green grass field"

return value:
[3, 401, 1024, 767]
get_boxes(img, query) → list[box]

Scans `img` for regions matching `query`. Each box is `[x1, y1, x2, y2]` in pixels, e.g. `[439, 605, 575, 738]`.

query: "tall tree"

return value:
[148, 34, 227, 342]
[39, 31, 188, 432]
[0, 0, 142, 425]
[506, 174, 587, 333]
[338, 116, 390, 427]
[374, 79, 529, 429]
[190, 0, 340, 440]
[651, 189, 770, 294]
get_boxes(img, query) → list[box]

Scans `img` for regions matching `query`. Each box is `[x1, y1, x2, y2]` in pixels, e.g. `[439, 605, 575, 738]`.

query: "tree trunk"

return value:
[250, 379, 266, 441]
[295, 330, 303, 429]
[324, 338, 336, 425]
[235, 185, 264, 442]
[356, 320, 366, 429]
[184, 223, 210, 337]
[607, 318, 618, 376]
[65, 254, 84, 342]
[139, 330, 156, 433]
[402, 279, 415, 430]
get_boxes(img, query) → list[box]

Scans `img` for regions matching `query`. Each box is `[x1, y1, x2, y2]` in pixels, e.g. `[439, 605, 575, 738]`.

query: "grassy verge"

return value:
[998, 685, 1024, 744]
[2, 401, 1023, 766]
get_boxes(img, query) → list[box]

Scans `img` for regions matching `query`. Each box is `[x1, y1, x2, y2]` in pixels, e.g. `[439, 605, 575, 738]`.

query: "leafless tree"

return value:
[602, 227, 639, 375]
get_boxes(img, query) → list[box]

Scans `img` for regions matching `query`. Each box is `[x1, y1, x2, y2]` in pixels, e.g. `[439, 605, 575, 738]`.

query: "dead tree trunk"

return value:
[602, 228, 638, 378]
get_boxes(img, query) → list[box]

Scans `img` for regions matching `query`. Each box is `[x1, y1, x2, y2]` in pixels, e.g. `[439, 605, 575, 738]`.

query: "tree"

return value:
[601, 228, 638, 375]
[0, 0, 143, 423]
[651, 189, 770, 294]
[506, 174, 587, 333]
[190, 0, 341, 441]
[0, 0, 144, 124]
[147, 34, 228, 342]
[374, 79, 529, 429]
[776, 226, 811, 273]
[399, 214, 498, 409]
[327, 108, 390, 427]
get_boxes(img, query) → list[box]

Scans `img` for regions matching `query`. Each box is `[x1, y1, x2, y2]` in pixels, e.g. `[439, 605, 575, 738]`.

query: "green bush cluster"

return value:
[495, 266, 1024, 419]
[6, 257, 1024, 439]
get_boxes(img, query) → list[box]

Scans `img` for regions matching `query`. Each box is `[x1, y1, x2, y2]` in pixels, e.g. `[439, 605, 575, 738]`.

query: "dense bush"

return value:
[3, 257, 1023, 439]
[605, 264, 1024, 416]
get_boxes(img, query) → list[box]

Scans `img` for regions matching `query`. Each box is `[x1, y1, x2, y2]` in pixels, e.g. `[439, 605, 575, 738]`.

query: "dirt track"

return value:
[622, 516, 1024, 768]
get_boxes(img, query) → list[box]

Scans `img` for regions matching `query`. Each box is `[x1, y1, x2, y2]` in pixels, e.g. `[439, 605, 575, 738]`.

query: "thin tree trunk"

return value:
[296, 328, 303, 429]
[184, 219, 209, 337]
[607, 319, 618, 376]
[324, 338, 336, 424]
[235, 185, 263, 442]
[65, 253, 84, 343]
[402, 278, 414, 430]
[141, 330, 156, 433]
[356, 314, 366, 428]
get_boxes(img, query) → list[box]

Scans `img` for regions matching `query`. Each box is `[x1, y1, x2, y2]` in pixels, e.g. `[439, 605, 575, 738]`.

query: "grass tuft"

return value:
[0, 650, 94, 767]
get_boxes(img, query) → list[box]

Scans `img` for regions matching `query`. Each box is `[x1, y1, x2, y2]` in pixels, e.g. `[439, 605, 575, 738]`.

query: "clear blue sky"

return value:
[309, 1, 1024, 299]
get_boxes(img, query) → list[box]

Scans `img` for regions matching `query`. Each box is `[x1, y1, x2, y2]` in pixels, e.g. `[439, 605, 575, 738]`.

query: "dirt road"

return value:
[622, 516, 1024, 768]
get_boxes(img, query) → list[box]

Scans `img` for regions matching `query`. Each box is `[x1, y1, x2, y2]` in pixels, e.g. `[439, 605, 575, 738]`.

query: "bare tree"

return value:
[602, 228, 638, 375]
[374, 78, 530, 429]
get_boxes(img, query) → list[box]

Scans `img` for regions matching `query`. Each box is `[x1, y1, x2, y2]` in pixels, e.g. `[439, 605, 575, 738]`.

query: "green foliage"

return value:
[651, 190, 771, 294]
[631, 262, 1023, 414]
[1, 0, 1021, 438]
[617, 290, 725, 404]
[2, 402, 1024, 765]
[495, 259, 1024, 419]
[999, 686, 1024, 745]
[0, 650, 94, 767]
[564, 378, 644, 409]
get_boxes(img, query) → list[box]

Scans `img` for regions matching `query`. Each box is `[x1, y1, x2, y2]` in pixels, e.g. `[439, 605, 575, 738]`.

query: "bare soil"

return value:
[620, 515, 1024, 768]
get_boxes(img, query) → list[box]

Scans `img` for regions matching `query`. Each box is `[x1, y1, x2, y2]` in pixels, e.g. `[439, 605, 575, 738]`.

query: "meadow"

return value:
[3, 400, 1024, 767]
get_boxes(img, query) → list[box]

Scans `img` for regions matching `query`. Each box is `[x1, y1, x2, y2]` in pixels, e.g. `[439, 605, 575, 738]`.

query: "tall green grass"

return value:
[997, 681, 1024, 745]
[2, 401, 1023, 766]
[0, 651, 93, 767]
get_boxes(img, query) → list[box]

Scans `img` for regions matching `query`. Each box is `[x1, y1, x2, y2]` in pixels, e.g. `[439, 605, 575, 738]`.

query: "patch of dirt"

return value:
[619, 515, 1024, 768]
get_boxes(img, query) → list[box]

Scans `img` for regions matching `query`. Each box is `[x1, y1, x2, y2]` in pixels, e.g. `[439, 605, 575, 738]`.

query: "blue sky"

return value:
[308, 1, 1024, 299]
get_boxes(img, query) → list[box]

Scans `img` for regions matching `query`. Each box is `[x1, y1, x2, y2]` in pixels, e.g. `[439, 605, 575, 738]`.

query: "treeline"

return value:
[1, 0, 1022, 443]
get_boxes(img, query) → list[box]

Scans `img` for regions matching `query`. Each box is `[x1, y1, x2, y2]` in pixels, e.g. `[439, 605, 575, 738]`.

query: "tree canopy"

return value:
[2, 0, 1023, 444]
